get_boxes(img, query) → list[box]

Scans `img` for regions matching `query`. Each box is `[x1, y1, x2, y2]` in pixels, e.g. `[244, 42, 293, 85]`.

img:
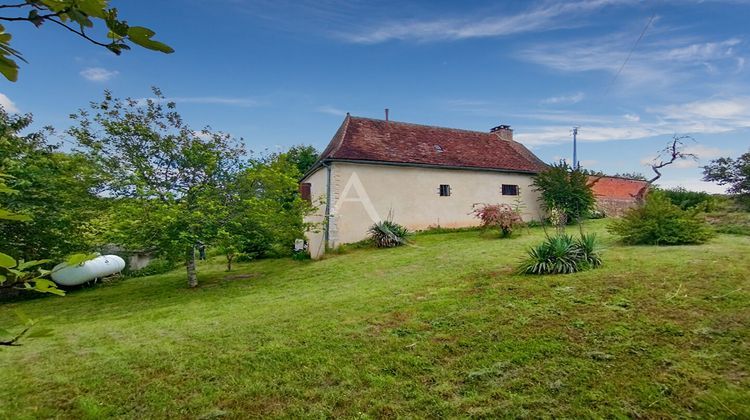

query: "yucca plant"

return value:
[577, 233, 603, 269]
[368, 219, 410, 248]
[518, 233, 602, 275]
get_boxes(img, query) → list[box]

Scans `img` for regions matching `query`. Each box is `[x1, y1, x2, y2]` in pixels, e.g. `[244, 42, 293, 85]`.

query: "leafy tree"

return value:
[703, 149, 750, 208]
[284, 144, 319, 177]
[69, 88, 245, 288]
[214, 228, 243, 272]
[0, 112, 98, 299]
[532, 161, 595, 223]
[0, 0, 173, 81]
[220, 154, 312, 261]
[0, 171, 95, 297]
[0, 110, 104, 260]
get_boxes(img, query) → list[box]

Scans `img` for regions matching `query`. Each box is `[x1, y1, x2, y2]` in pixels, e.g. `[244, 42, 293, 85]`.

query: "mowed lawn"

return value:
[1, 220, 749, 418]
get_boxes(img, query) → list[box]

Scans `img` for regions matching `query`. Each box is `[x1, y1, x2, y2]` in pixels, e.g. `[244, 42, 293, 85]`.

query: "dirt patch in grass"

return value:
[223, 273, 260, 281]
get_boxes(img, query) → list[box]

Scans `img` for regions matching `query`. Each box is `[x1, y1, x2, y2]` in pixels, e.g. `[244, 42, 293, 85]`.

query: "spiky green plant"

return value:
[518, 233, 602, 275]
[577, 233, 603, 269]
[368, 220, 410, 248]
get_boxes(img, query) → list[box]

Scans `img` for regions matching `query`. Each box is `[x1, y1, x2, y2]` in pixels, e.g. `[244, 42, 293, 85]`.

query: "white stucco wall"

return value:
[303, 166, 329, 259]
[303, 162, 542, 258]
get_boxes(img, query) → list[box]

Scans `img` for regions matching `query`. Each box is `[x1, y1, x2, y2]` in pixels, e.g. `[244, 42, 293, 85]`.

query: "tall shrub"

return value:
[608, 191, 714, 245]
[532, 162, 595, 223]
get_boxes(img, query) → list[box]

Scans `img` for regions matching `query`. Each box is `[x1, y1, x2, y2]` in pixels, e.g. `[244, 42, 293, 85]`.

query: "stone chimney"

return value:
[490, 124, 513, 141]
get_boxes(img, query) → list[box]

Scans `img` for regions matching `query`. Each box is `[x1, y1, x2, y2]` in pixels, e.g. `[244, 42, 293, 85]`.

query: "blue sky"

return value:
[3, 0, 750, 191]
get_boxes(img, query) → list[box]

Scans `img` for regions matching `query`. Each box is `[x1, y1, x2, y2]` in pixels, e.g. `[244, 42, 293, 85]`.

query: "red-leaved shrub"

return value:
[471, 203, 524, 237]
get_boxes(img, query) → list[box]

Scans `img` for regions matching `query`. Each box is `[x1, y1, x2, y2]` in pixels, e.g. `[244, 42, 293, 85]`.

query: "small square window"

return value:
[502, 184, 519, 196]
[439, 184, 451, 196]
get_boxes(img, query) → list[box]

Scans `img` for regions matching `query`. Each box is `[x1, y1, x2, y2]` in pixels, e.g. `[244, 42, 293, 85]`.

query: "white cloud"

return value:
[736, 57, 746, 73]
[624, 113, 640, 122]
[540, 92, 585, 105]
[514, 96, 750, 146]
[662, 38, 740, 61]
[519, 33, 745, 89]
[579, 159, 599, 167]
[316, 105, 349, 116]
[657, 178, 728, 194]
[80, 67, 119, 82]
[516, 124, 663, 145]
[0, 93, 19, 113]
[681, 144, 729, 160]
[654, 97, 750, 121]
[338, 0, 633, 43]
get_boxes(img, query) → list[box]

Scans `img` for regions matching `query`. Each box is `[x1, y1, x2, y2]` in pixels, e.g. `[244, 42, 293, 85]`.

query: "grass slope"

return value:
[1, 220, 749, 418]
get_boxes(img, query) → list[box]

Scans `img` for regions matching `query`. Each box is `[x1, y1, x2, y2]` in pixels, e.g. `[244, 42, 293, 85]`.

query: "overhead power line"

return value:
[604, 12, 657, 95]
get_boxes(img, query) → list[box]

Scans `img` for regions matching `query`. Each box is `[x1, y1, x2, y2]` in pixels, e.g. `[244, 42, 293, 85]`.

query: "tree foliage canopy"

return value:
[0, 0, 173, 81]
[532, 161, 595, 222]
[215, 153, 312, 269]
[283, 144, 319, 177]
[69, 88, 245, 287]
[0, 109, 103, 260]
[703, 149, 750, 207]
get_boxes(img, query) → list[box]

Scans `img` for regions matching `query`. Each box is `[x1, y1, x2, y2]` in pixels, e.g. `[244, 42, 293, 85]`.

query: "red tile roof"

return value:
[589, 176, 649, 200]
[310, 115, 548, 176]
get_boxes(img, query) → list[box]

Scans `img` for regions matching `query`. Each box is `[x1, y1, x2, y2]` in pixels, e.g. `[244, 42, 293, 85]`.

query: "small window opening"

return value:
[300, 182, 312, 202]
[434, 144, 444, 153]
[501, 184, 519, 196]
[439, 184, 451, 196]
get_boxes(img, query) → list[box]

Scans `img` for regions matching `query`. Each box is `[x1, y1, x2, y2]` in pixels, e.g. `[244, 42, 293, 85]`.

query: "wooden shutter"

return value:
[300, 183, 312, 203]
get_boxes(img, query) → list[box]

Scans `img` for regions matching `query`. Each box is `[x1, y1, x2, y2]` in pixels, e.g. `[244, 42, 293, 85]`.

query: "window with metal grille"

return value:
[439, 184, 451, 196]
[501, 184, 519, 196]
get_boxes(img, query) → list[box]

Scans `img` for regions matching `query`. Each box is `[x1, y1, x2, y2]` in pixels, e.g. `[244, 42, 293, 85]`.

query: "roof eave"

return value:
[318, 158, 544, 175]
[299, 158, 333, 183]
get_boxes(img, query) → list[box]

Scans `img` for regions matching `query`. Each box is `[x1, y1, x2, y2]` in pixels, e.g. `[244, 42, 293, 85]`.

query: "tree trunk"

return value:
[226, 253, 234, 272]
[186, 246, 198, 288]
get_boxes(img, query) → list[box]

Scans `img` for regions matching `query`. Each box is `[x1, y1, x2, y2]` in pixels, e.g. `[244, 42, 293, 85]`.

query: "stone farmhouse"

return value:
[300, 114, 646, 258]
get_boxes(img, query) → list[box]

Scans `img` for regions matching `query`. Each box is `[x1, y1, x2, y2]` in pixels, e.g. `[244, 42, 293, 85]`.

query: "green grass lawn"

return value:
[1, 220, 749, 418]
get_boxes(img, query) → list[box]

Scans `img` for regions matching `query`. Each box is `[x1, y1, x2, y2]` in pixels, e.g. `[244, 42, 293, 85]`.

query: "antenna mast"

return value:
[572, 126, 580, 170]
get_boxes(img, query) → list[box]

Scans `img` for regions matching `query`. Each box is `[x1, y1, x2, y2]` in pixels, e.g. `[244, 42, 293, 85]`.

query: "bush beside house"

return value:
[608, 191, 714, 245]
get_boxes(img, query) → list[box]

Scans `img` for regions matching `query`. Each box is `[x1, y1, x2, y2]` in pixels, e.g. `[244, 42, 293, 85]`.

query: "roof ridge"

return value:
[349, 115, 500, 137]
[328, 113, 351, 157]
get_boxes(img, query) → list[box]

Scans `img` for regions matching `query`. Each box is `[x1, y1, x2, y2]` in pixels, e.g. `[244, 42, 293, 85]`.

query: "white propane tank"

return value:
[51, 255, 126, 286]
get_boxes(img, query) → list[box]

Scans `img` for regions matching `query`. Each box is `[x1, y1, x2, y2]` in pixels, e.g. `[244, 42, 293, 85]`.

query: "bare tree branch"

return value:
[633, 135, 698, 203]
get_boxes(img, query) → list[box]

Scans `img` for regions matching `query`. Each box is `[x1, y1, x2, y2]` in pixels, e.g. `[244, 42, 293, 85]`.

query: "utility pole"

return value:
[572, 126, 579, 170]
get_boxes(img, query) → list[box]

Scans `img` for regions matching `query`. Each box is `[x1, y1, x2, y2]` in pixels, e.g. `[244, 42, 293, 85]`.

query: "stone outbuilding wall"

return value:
[589, 176, 649, 217]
